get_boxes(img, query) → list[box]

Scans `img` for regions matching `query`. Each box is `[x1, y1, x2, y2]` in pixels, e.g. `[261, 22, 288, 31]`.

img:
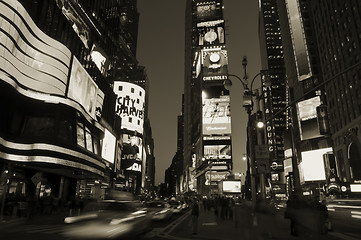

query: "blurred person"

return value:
[191, 199, 199, 235]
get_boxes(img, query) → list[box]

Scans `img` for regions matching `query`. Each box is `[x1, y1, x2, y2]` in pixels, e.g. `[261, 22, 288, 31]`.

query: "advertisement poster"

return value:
[114, 81, 145, 135]
[68, 57, 98, 118]
[196, 1, 222, 21]
[121, 134, 143, 172]
[297, 96, 322, 140]
[202, 95, 231, 135]
[101, 129, 116, 164]
[204, 145, 231, 160]
[201, 48, 228, 81]
[197, 20, 225, 46]
[300, 147, 332, 182]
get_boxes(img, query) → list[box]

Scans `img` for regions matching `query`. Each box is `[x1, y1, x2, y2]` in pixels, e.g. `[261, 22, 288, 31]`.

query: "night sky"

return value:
[137, 0, 262, 185]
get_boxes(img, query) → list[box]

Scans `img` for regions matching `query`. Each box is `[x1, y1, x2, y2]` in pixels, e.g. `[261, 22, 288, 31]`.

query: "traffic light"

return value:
[256, 110, 264, 128]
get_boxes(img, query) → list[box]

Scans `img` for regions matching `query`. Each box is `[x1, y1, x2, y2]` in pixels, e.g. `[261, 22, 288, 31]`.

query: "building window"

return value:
[131, 88, 134, 93]
[118, 86, 123, 91]
[23, 116, 55, 138]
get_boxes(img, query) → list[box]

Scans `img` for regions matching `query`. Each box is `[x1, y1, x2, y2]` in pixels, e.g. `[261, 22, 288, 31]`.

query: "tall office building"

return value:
[309, 1, 361, 191]
[258, 0, 287, 195]
[184, 0, 232, 196]
[277, 0, 335, 195]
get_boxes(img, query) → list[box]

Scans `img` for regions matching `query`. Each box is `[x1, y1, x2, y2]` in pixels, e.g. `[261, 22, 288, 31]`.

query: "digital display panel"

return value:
[68, 57, 99, 119]
[285, 0, 312, 81]
[121, 134, 143, 172]
[90, 43, 111, 75]
[297, 96, 321, 140]
[204, 145, 231, 160]
[202, 95, 231, 135]
[197, 20, 225, 46]
[300, 147, 332, 182]
[205, 171, 230, 185]
[114, 82, 145, 135]
[196, 1, 222, 21]
[201, 48, 228, 81]
[222, 181, 241, 193]
[101, 129, 116, 164]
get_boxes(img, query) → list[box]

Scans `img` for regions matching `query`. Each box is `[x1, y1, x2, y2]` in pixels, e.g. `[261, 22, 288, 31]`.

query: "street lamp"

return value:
[224, 56, 269, 212]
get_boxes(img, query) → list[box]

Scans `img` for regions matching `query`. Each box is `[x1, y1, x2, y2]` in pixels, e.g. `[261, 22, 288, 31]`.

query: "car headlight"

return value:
[341, 186, 347, 192]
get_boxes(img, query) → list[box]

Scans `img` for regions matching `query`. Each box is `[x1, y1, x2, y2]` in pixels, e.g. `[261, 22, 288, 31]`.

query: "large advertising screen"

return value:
[297, 96, 321, 140]
[68, 57, 99, 119]
[197, 20, 225, 46]
[90, 43, 111, 75]
[300, 147, 332, 182]
[205, 171, 230, 185]
[114, 82, 145, 135]
[222, 181, 241, 193]
[203, 95, 231, 135]
[101, 129, 116, 164]
[201, 48, 228, 81]
[285, 0, 312, 81]
[196, 1, 222, 22]
[204, 145, 231, 160]
[121, 134, 143, 173]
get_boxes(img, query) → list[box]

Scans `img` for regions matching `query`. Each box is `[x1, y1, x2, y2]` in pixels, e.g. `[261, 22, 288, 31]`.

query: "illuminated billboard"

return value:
[285, 0, 312, 81]
[205, 171, 230, 185]
[297, 96, 322, 140]
[121, 134, 143, 173]
[90, 43, 111, 75]
[196, 1, 222, 22]
[101, 129, 116, 164]
[201, 48, 228, 81]
[204, 145, 231, 160]
[222, 181, 241, 193]
[202, 95, 231, 135]
[68, 57, 100, 119]
[300, 147, 332, 182]
[197, 20, 225, 46]
[114, 82, 145, 135]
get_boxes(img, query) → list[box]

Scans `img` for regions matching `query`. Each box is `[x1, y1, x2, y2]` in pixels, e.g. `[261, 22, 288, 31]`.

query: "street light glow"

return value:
[257, 121, 264, 128]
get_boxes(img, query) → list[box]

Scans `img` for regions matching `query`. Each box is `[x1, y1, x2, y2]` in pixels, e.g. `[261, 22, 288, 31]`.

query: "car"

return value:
[168, 200, 183, 214]
[144, 201, 173, 221]
[62, 200, 152, 239]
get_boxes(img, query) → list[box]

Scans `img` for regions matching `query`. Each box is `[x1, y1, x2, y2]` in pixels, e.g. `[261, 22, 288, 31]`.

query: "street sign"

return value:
[31, 172, 42, 185]
[254, 145, 269, 160]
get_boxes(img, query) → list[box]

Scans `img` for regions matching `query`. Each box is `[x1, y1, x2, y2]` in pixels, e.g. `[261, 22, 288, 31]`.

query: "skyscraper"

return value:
[184, 0, 232, 196]
[258, 0, 287, 195]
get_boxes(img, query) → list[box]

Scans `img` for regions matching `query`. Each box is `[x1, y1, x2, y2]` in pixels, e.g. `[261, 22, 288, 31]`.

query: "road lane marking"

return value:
[327, 204, 361, 209]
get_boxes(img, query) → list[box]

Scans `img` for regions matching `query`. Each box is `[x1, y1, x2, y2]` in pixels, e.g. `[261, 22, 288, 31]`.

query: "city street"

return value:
[1, 201, 360, 240]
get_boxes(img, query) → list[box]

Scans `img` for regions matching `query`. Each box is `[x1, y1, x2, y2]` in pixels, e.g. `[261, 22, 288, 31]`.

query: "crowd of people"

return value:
[2, 193, 88, 220]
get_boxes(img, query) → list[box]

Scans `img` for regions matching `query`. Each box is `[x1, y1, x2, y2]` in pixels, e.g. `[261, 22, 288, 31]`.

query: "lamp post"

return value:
[224, 56, 269, 211]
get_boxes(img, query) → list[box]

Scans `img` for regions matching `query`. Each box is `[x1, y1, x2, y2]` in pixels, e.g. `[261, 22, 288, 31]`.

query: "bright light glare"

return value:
[257, 121, 264, 128]
[202, 91, 207, 99]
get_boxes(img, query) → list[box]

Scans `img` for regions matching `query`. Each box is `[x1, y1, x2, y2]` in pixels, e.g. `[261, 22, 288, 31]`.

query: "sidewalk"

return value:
[170, 202, 344, 240]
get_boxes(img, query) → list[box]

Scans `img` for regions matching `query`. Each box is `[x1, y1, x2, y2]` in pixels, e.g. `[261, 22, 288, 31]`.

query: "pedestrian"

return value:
[191, 199, 199, 235]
